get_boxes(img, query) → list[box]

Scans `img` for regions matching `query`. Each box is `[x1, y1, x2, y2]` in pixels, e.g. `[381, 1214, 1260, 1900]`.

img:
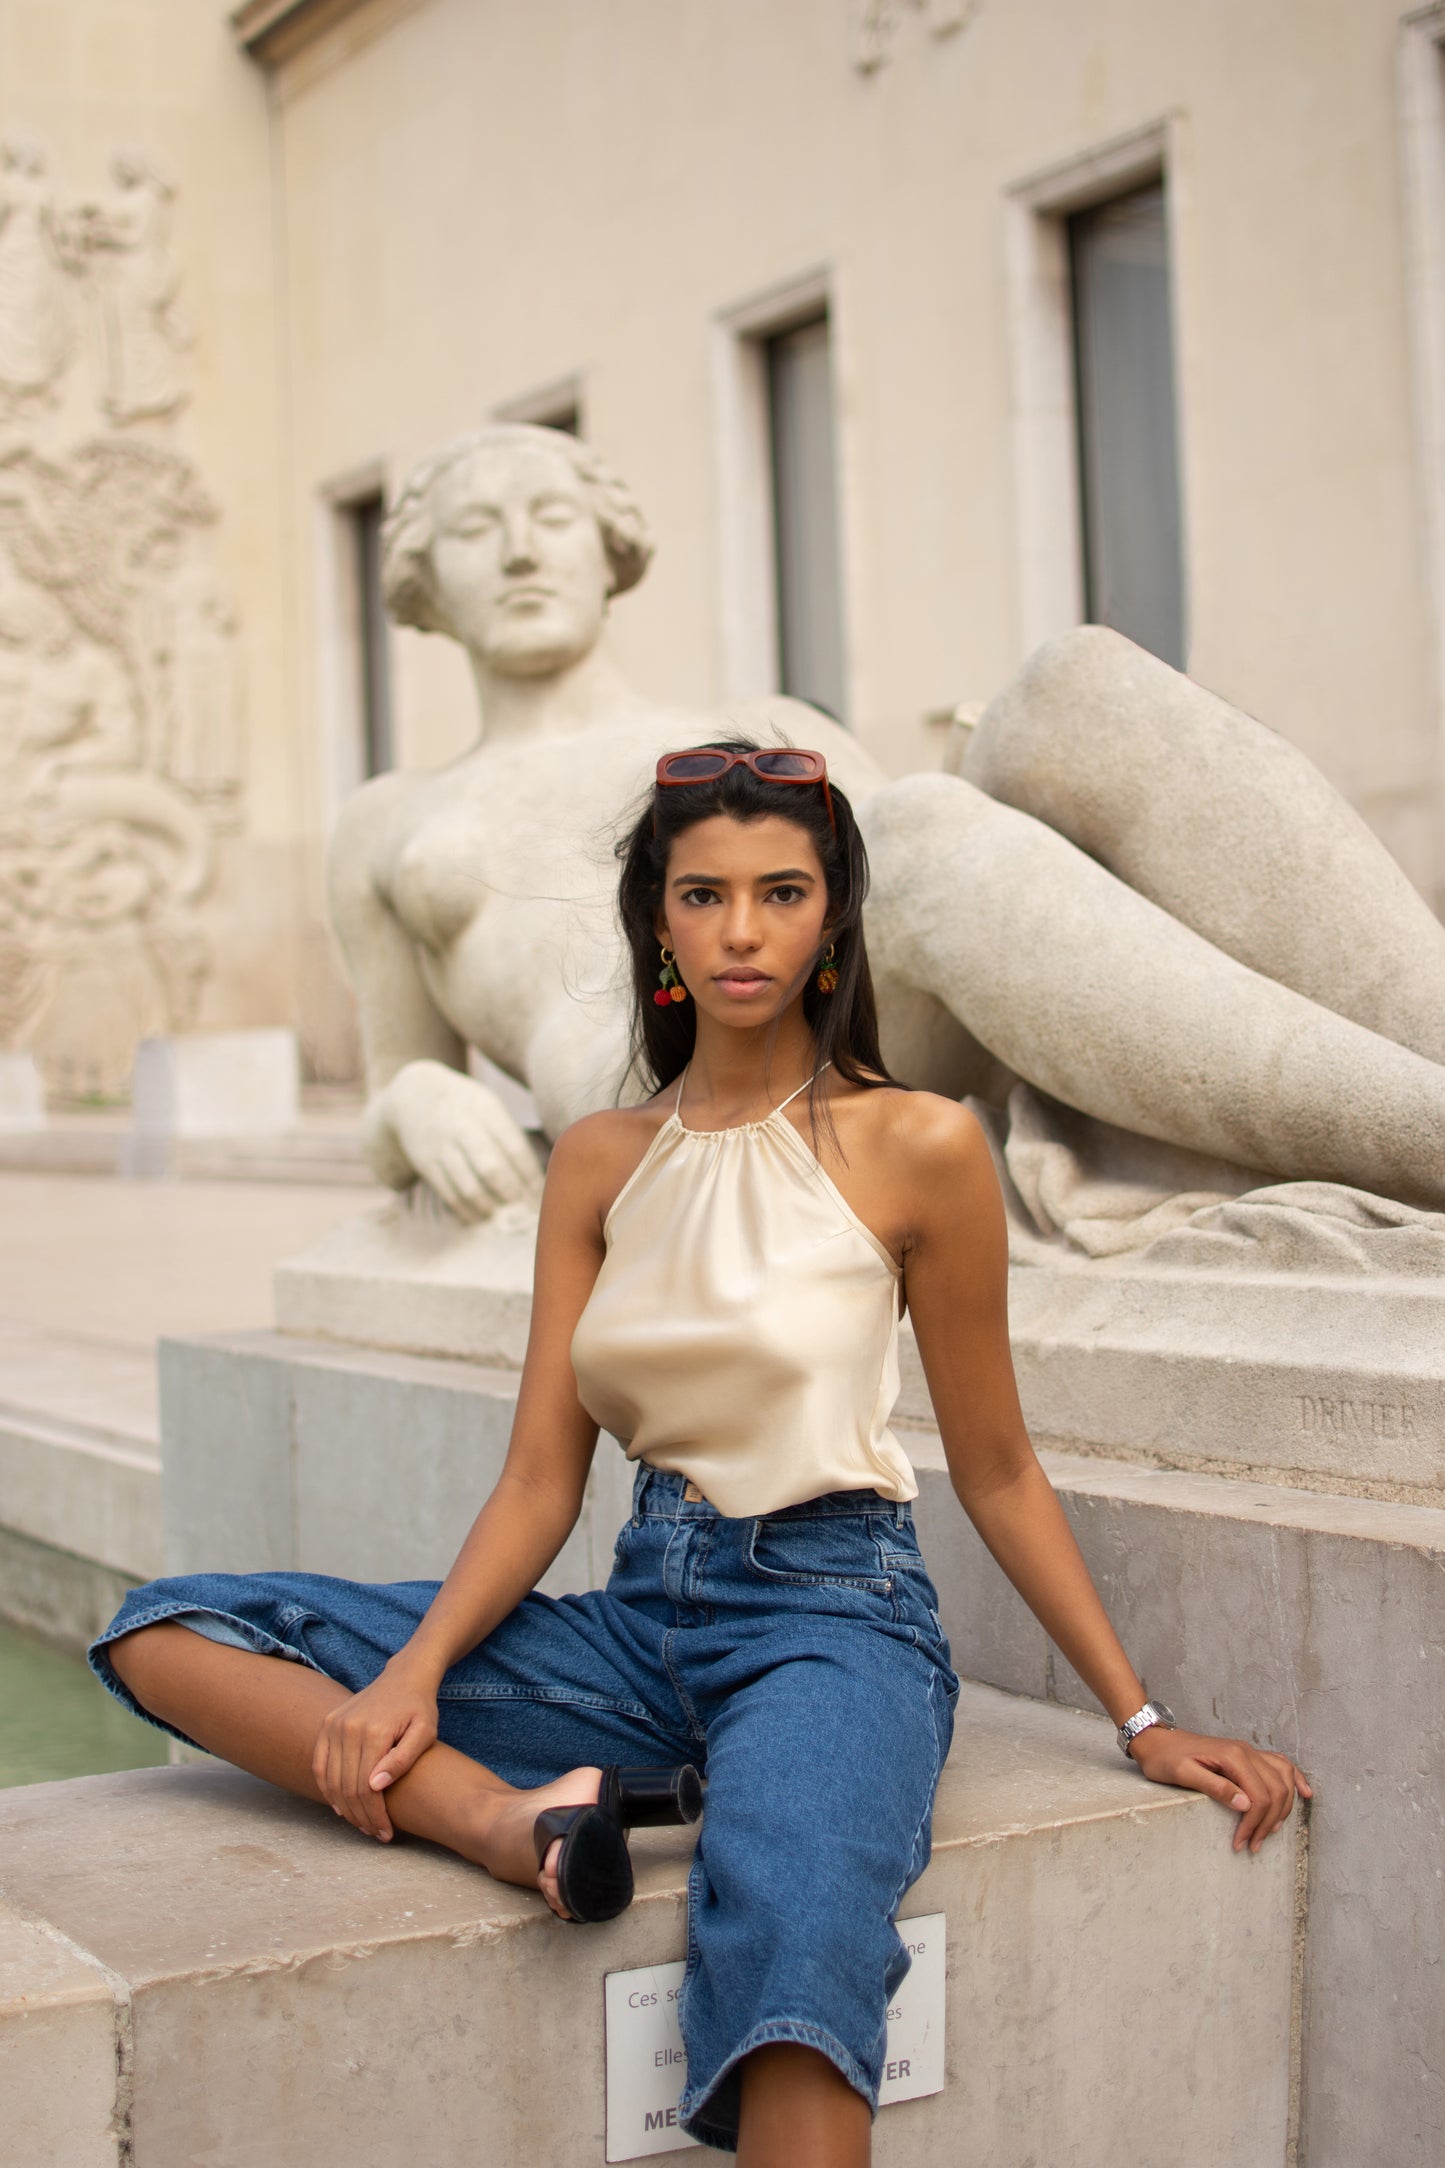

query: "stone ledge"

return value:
[274, 1206, 1445, 1494]
[0, 1682, 1293, 2167]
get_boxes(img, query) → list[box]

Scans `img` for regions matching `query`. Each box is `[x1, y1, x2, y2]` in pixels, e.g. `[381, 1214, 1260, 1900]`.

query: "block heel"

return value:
[533, 1761, 705, 1924]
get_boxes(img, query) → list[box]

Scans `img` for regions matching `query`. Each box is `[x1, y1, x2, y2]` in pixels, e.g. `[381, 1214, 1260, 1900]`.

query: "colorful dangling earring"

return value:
[655, 944, 688, 1007]
[816, 942, 838, 994]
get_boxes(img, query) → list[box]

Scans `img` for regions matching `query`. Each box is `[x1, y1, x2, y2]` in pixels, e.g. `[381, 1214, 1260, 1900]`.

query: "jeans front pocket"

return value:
[743, 1513, 895, 1595]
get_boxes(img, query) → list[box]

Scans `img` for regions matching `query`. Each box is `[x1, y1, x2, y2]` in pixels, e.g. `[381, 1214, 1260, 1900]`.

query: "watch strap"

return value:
[1117, 1698, 1176, 1758]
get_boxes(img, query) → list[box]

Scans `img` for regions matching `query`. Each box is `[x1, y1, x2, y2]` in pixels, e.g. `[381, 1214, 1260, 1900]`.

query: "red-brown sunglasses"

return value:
[653, 747, 836, 836]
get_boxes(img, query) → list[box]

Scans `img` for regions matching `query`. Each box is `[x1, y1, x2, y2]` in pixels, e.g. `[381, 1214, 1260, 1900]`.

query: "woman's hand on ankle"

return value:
[312, 1664, 440, 1840]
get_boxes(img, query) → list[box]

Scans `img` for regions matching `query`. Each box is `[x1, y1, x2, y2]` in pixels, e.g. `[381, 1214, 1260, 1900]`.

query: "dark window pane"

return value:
[353, 492, 392, 775]
[1069, 183, 1186, 668]
[766, 316, 847, 722]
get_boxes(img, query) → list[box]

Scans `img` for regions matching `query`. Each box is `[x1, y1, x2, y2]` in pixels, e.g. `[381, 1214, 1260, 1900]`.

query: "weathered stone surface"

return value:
[0, 1052, 46, 1132]
[0, 1900, 118, 2167]
[0, 1684, 1293, 2167]
[998, 1264, 1445, 1498]
[273, 1193, 540, 1366]
[129, 1028, 301, 1146]
[160, 1330, 633, 1593]
[916, 1449, 1445, 2168]
[0, 1393, 160, 1583]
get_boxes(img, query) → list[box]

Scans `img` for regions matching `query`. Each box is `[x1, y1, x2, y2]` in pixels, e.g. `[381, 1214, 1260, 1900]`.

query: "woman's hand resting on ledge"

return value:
[1127, 1724, 1312, 1853]
[312, 1653, 441, 1840]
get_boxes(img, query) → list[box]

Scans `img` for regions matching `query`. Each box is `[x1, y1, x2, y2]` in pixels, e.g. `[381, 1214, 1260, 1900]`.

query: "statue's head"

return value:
[381, 424, 653, 679]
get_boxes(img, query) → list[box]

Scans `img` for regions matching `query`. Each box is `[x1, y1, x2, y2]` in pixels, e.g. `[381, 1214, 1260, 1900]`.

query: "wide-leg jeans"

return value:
[91, 1464, 959, 2152]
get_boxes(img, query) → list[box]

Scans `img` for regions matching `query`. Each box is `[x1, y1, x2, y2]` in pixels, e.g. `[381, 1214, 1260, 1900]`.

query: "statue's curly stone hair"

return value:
[380, 424, 653, 634]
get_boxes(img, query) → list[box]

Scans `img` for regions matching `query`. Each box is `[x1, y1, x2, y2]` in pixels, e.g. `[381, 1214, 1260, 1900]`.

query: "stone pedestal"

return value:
[123, 1029, 301, 1177]
[0, 1051, 46, 1131]
[274, 1200, 1445, 1500]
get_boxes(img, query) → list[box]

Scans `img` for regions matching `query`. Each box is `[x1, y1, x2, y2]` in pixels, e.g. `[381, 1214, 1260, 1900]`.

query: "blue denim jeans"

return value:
[90, 1465, 959, 2152]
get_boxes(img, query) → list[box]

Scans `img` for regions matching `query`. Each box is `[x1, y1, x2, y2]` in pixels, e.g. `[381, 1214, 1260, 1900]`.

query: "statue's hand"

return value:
[367, 1058, 544, 1222]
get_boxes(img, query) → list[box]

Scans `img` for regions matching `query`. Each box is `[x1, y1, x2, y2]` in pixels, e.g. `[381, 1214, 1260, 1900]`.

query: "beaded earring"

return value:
[816, 942, 838, 994]
[655, 944, 688, 1007]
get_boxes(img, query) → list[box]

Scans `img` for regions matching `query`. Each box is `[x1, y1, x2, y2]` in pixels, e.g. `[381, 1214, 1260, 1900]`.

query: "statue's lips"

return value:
[497, 586, 556, 605]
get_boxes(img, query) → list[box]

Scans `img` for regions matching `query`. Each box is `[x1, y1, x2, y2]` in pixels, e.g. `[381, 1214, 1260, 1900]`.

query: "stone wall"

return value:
[5, 0, 1442, 1083]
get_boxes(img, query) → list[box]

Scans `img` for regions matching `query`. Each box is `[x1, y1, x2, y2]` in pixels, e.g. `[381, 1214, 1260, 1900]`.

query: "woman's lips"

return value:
[715, 971, 771, 999]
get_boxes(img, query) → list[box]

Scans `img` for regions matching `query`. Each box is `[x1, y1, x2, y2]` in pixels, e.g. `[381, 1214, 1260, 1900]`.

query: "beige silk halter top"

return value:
[569, 1062, 918, 1519]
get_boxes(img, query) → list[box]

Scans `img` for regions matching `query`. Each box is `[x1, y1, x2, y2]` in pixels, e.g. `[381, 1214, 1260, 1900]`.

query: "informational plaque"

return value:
[604, 1913, 946, 2162]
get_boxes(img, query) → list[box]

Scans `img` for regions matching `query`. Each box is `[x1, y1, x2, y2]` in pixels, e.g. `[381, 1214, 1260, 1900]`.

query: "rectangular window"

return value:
[1068, 182, 1185, 668]
[764, 315, 847, 722]
[348, 491, 392, 777]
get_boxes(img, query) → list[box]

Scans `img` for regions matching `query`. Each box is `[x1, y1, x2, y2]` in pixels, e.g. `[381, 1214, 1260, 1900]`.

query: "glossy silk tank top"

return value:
[569, 1063, 917, 1519]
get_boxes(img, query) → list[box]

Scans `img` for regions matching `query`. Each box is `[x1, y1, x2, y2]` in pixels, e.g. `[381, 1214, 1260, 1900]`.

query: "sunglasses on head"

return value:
[653, 747, 836, 837]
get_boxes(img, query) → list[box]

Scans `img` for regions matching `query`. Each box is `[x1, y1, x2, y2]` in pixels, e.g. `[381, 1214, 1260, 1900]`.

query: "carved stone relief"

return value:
[854, 0, 979, 75]
[0, 133, 242, 1096]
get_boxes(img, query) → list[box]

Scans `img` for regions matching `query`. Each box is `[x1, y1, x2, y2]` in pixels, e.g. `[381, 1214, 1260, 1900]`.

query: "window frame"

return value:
[1003, 120, 1190, 663]
[711, 267, 858, 718]
[315, 459, 395, 829]
[493, 374, 586, 437]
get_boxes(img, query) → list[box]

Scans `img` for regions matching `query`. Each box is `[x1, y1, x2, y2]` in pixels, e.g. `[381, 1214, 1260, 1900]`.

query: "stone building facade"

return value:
[3, 0, 1444, 1091]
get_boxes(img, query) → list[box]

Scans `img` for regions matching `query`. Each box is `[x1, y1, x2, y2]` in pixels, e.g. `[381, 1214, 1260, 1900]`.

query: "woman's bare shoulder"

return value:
[841, 1080, 990, 1159]
[546, 1095, 678, 1221]
[841, 1082, 998, 1205]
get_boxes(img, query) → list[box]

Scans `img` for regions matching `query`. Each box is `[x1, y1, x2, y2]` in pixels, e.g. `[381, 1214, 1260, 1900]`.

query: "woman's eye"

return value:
[680, 887, 718, 906]
[769, 885, 804, 903]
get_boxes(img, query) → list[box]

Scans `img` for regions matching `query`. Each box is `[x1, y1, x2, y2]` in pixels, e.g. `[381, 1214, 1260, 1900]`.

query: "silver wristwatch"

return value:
[1117, 1699, 1176, 1759]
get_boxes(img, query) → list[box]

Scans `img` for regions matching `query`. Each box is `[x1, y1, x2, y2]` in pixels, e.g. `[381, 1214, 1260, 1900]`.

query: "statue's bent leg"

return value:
[861, 773, 1445, 1211]
[963, 625, 1445, 1066]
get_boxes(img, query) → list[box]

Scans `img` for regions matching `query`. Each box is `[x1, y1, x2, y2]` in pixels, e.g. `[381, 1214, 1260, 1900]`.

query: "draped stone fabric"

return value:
[973, 1084, 1445, 1278]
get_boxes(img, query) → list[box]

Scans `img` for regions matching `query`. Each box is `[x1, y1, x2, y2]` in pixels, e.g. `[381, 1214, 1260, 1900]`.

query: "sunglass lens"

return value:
[753, 752, 815, 777]
[664, 754, 729, 778]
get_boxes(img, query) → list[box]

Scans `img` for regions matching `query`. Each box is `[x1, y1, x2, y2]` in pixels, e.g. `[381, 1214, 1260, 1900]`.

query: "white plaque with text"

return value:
[604, 1913, 946, 2162]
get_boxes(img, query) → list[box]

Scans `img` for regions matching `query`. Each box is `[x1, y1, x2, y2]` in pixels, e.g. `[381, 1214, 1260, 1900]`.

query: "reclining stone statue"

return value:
[328, 423, 1445, 1274]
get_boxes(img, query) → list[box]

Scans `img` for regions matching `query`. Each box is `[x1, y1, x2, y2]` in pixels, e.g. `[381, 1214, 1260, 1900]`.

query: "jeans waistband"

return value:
[630, 1462, 914, 1528]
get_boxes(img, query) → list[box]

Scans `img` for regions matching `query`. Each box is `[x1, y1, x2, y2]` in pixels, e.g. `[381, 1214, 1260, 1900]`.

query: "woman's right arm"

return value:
[313, 1119, 614, 1836]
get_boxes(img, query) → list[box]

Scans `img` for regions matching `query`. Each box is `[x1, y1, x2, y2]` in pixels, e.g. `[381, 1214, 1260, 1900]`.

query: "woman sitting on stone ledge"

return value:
[90, 748, 1309, 2164]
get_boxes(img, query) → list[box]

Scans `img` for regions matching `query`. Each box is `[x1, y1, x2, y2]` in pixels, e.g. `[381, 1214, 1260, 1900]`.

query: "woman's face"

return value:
[657, 813, 831, 1030]
[428, 442, 611, 676]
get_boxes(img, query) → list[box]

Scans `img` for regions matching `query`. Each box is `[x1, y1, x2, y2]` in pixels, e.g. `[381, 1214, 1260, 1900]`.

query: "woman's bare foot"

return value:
[463, 1765, 605, 1919]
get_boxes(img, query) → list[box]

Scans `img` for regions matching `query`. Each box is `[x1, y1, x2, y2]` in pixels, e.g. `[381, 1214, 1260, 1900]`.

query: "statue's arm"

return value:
[327, 777, 466, 1100]
[327, 781, 540, 1214]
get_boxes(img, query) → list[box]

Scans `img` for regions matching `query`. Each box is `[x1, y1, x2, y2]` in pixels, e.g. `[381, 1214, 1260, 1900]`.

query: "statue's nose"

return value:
[500, 516, 539, 570]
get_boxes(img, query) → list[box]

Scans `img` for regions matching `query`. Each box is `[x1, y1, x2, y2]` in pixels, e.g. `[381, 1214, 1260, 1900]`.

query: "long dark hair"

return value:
[614, 737, 902, 1144]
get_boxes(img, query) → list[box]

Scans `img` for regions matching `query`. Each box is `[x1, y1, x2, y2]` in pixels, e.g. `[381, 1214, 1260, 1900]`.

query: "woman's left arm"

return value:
[901, 1098, 1311, 1853]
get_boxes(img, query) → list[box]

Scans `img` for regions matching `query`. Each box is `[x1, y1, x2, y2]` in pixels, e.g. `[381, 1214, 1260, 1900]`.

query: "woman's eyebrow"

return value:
[670, 868, 816, 886]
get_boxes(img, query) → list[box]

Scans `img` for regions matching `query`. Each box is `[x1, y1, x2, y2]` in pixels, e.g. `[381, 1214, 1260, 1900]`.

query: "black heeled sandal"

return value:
[533, 1763, 705, 1924]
